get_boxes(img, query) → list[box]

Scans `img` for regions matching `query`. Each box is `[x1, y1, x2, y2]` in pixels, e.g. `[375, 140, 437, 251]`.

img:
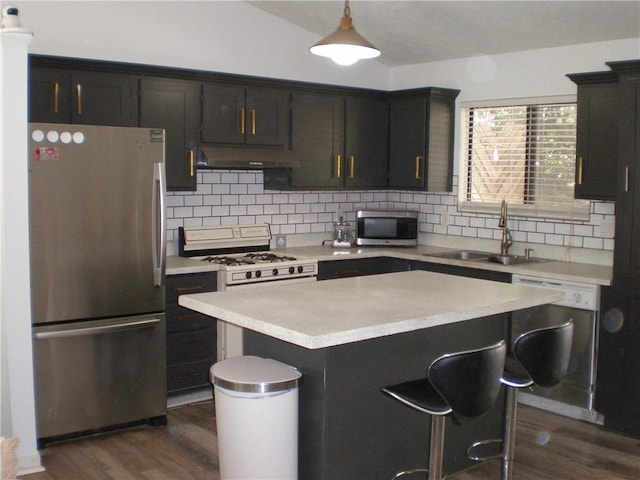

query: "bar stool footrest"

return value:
[391, 468, 449, 479]
[466, 438, 504, 462]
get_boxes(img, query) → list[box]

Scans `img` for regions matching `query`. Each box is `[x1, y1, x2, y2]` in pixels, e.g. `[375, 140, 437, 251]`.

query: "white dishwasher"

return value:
[511, 274, 602, 424]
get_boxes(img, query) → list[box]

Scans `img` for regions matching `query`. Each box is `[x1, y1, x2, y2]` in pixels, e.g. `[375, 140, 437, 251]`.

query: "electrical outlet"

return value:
[275, 235, 287, 249]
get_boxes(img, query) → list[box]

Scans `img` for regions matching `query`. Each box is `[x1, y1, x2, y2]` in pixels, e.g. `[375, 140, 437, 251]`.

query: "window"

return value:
[459, 98, 589, 220]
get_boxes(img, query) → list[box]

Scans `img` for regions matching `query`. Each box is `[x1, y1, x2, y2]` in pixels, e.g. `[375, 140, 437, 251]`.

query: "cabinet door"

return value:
[245, 87, 290, 146]
[139, 78, 201, 191]
[69, 72, 138, 126]
[388, 94, 427, 189]
[29, 67, 70, 123]
[166, 273, 217, 394]
[388, 89, 457, 191]
[290, 92, 344, 188]
[574, 83, 619, 200]
[598, 289, 640, 437]
[614, 74, 640, 282]
[597, 72, 640, 438]
[201, 83, 245, 144]
[344, 96, 389, 188]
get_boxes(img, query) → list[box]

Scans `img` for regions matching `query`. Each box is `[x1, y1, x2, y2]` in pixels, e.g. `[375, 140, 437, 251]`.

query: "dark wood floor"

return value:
[20, 401, 640, 480]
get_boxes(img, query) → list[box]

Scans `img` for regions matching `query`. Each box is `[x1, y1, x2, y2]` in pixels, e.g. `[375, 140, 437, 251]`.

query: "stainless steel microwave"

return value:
[355, 210, 418, 247]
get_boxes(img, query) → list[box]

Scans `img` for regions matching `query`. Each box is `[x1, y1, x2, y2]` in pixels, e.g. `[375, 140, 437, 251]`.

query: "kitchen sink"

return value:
[486, 255, 548, 265]
[424, 250, 550, 265]
[424, 250, 491, 261]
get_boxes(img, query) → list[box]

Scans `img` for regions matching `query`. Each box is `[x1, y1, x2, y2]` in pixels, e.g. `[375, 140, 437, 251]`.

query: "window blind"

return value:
[460, 101, 589, 220]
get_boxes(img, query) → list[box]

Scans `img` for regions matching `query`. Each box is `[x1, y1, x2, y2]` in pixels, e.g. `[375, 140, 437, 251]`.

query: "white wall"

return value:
[0, 23, 41, 475]
[19, 1, 390, 89]
[389, 38, 640, 100]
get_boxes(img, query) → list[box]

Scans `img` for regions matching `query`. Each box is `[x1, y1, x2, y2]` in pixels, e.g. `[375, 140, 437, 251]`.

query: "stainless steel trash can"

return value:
[211, 356, 302, 480]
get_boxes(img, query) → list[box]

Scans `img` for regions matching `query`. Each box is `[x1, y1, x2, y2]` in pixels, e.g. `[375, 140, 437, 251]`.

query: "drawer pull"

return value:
[175, 285, 204, 294]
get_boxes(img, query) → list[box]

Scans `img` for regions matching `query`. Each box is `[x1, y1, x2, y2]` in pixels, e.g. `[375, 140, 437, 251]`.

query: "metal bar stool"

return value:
[467, 320, 574, 480]
[382, 340, 507, 480]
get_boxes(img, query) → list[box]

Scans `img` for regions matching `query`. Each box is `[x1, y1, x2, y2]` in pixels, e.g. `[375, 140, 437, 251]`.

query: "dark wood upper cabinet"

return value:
[568, 71, 619, 200]
[264, 92, 389, 190]
[139, 78, 201, 191]
[344, 95, 389, 188]
[29, 67, 69, 123]
[201, 84, 289, 147]
[29, 65, 137, 127]
[388, 88, 459, 191]
[285, 91, 345, 189]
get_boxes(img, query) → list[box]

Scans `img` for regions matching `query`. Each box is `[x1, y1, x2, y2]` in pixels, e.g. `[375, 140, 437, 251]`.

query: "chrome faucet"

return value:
[499, 199, 513, 256]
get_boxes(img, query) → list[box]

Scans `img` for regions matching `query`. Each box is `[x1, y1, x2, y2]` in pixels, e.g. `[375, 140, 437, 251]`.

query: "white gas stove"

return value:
[179, 224, 318, 360]
[179, 224, 318, 287]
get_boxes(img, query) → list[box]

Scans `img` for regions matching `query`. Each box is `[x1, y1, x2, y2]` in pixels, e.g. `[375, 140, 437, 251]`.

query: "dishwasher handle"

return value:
[34, 318, 161, 340]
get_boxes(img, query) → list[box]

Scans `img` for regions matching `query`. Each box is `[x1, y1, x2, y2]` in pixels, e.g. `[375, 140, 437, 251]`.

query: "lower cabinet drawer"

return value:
[166, 304, 216, 333]
[167, 328, 216, 363]
[167, 360, 214, 392]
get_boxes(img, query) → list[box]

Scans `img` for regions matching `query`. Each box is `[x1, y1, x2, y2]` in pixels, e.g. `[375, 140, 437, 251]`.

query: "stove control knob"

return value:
[272, 268, 279, 276]
[245, 272, 252, 279]
[255, 270, 262, 278]
[289, 266, 295, 274]
[297, 266, 304, 274]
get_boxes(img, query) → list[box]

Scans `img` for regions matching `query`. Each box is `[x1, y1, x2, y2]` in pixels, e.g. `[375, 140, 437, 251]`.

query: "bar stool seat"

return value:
[382, 340, 507, 480]
[467, 320, 574, 480]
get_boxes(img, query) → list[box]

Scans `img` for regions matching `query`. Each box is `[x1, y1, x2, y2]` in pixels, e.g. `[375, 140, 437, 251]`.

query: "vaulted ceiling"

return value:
[247, 1, 640, 66]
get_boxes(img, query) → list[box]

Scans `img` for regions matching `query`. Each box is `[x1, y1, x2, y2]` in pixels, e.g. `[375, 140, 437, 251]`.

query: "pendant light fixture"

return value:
[309, 0, 380, 66]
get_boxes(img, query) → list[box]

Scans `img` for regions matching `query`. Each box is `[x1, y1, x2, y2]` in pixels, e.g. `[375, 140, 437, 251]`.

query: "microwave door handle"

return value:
[152, 162, 166, 287]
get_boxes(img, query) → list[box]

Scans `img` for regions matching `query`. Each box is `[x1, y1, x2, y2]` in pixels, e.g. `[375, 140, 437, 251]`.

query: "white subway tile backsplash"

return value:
[545, 234, 564, 246]
[167, 173, 614, 253]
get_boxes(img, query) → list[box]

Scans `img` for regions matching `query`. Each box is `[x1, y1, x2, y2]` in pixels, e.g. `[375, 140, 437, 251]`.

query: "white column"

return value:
[0, 17, 43, 475]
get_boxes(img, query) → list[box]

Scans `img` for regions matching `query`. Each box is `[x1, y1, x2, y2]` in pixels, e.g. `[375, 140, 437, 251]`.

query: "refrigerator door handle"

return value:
[152, 162, 166, 287]
[34, 318, 161, 340]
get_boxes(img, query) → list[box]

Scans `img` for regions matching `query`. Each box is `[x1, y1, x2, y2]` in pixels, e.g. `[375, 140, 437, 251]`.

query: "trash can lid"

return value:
[211, 356, 302, 394]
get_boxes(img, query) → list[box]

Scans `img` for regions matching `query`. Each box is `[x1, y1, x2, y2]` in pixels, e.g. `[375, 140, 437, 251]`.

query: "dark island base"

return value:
[244, 313, 508, 480]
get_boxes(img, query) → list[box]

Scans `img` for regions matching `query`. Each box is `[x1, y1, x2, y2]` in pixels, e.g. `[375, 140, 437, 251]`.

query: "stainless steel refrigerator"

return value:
[29, 123, 167, 443]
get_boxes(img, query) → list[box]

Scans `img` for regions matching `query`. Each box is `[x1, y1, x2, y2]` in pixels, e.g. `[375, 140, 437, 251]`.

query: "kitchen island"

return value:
[179, 270, 563, 479]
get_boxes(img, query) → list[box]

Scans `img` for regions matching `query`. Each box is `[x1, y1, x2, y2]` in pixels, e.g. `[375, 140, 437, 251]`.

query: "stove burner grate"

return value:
[202, 256, 256, 266]
[244, 253, 298, 262]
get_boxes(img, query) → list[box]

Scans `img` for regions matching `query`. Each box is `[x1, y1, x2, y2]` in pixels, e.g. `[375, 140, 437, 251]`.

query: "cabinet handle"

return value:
[578, 157, 584, 185]
[625, 166, 630, 192]
[349, 155, 355, 178]
[76, 84, 83, 115]
[240, 108, 246, 135]
[175, 285, 204, 294]
[415, 156, 423, 180]
[251, 109, 256, 135]
[54, 82, 60, 114]
[336, 154, 342, 178]
[189, 149, 195, 177]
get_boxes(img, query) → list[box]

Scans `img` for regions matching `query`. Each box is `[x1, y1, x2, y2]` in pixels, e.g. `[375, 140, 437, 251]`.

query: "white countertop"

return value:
[283, 245, 613, 285]
[178, 270, 564, 349]
[167, 245, 612, 286]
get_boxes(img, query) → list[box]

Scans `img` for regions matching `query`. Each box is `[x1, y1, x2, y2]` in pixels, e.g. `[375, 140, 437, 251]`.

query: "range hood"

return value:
[198, 146, 300, 169]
